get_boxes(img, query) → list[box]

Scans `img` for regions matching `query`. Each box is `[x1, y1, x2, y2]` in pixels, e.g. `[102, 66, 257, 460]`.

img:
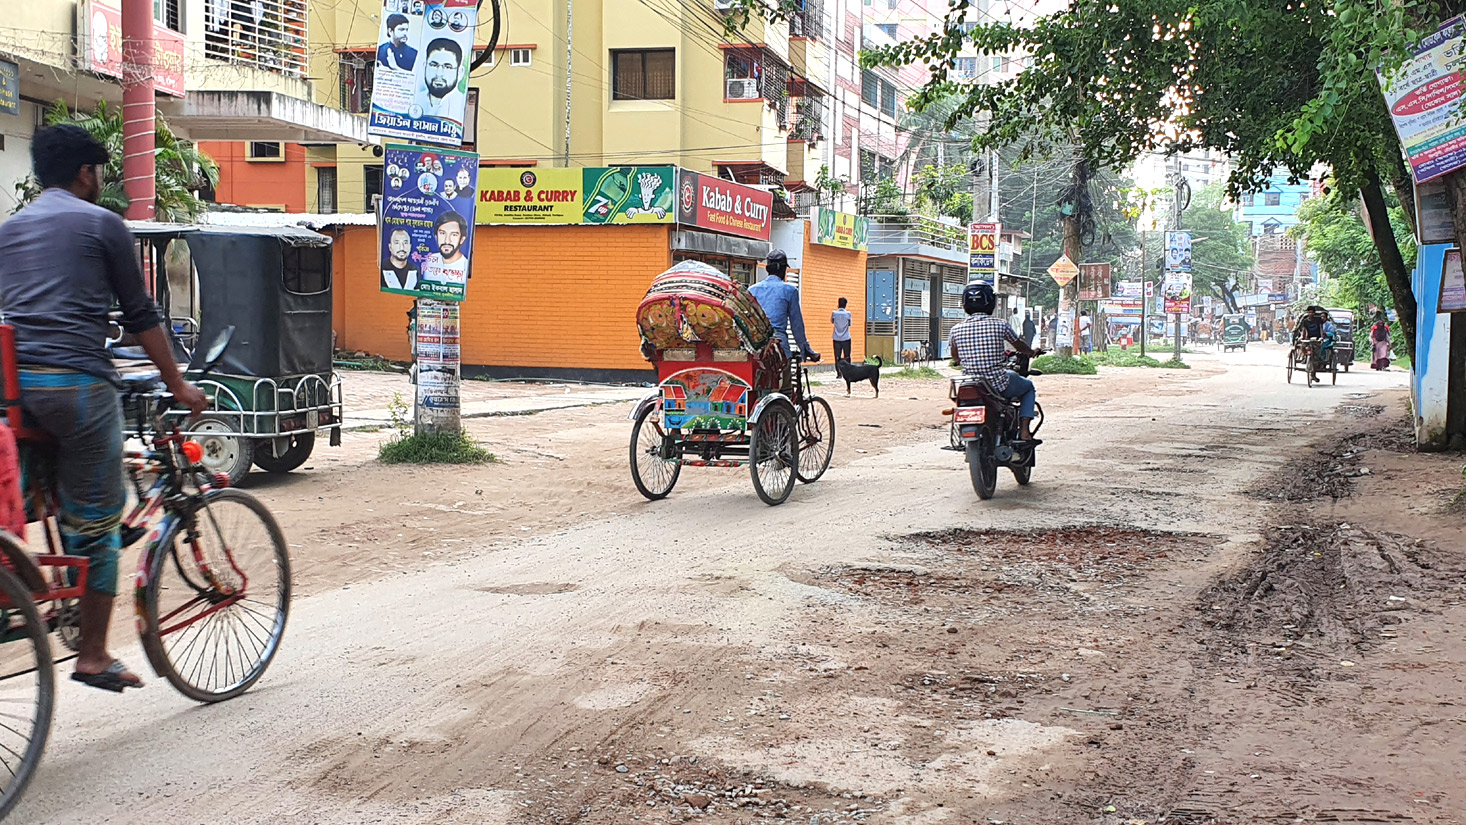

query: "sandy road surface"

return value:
[18, 346, 1454, 825]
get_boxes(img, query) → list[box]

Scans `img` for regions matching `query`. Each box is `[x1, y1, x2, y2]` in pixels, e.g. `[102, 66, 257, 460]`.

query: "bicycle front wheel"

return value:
[795, 396, 835, 483]
[0, 563, 54, 821]
[140, 488, 291, 703]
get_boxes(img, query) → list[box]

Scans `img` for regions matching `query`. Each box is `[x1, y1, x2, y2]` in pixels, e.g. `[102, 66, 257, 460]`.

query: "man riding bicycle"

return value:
[0, 125, 207, 692]
[1293, 305, 1335, 370]
[949, 284, 1044, 444]
[749, 249, 819, 392]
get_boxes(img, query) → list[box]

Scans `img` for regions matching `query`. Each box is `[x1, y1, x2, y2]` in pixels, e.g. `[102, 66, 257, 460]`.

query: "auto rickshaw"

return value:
[125, 223, 343, 483]
[1217, 313, 1248, 352]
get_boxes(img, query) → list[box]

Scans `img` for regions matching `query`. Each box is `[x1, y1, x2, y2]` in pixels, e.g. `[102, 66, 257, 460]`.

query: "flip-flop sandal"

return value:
[71, 660, 143, 693]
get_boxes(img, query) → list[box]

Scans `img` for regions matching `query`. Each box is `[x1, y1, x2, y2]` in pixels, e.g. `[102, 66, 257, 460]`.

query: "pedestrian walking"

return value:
[831, 297, 853, 363]
[1021, 311, 1037, 348]
[1371, 312, 1391, 370]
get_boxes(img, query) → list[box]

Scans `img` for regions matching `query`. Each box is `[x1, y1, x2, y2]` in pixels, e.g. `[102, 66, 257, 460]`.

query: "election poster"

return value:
[379, 143, 479, 302]
[1164, 230, 1193, 273]
[368, 0, 477, 147]
[1379, 16, 1466, 183]
[1162, 271, 1193, 315]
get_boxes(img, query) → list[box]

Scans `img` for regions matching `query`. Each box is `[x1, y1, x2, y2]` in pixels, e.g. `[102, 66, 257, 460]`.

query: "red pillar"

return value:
[121, 0, 155, 220]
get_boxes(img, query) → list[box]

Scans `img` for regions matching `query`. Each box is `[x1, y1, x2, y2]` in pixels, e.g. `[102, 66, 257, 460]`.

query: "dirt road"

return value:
[21, 346, 1463, 825]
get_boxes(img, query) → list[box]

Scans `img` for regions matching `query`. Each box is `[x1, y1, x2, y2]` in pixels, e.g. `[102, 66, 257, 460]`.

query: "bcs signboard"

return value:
[675, 171, 773, 241]
[82, 0, 186, 97]
[968, 222, 999, 288]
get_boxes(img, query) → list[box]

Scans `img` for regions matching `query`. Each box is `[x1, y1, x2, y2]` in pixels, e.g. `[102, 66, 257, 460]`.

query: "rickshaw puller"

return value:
[749, 249, 819, 393]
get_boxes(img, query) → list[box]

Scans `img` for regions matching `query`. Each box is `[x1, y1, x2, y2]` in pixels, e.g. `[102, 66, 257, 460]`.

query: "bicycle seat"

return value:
[119, 370, 163, 394]
[111, 345, 149, 361]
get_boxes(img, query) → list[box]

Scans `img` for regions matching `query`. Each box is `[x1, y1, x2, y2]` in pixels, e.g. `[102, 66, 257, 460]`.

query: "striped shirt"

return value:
[949, 313, 1018, 391]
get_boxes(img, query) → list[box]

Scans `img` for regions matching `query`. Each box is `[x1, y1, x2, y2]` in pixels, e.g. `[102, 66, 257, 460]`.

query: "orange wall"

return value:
[800, 226, 868, 363]
[333, 224, 673, 372]
[200, 142, 308, 212]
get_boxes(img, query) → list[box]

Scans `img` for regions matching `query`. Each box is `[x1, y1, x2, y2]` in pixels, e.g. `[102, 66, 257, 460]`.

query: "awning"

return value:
[163, 91, 367, 143]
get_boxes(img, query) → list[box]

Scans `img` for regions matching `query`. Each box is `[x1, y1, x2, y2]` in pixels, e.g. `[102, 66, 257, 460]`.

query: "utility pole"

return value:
[564, 0, 573, 166]
[1171, 160, 1184, 362]
[1139, 229, 1147, 358]
[1058, 155, 1088, 357]
[120, 0, 156, 219]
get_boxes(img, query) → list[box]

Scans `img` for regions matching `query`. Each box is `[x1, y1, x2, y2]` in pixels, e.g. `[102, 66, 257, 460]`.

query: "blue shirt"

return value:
[377, 41, 417, 70]
[748, 275, 809, 356]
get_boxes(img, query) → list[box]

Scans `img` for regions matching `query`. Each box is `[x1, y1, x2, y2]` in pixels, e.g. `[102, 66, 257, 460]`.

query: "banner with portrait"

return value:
[379, 144, 480, 302]
[367, 0, 477, 147]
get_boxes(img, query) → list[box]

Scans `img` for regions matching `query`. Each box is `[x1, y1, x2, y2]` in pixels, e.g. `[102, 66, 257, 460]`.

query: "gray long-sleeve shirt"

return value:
[0, 189, 163, 384]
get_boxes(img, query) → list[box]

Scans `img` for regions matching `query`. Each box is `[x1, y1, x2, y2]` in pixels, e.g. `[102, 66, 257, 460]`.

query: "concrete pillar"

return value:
[121, 0, 155, 220]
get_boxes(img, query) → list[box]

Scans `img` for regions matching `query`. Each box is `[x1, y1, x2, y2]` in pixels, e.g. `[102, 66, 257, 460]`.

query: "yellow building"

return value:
[275, 0, 834, 214]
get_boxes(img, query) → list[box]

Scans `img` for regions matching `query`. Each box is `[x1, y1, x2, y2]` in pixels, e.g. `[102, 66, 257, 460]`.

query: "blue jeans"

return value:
[1000, 371, 1036, 419]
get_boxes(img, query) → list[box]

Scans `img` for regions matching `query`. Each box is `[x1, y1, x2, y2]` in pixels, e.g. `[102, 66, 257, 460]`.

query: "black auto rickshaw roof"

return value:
[126, 221, 332, 248]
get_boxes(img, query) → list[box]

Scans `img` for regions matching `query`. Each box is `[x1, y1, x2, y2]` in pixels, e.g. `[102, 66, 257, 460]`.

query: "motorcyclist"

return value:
[748, 249, 818, 392]
[949, 283, 1044, 444]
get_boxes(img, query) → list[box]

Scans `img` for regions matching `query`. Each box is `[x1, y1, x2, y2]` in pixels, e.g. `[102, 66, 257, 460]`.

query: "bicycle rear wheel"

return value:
[0, 564, 54, 821]
[140, 488, 291, 703]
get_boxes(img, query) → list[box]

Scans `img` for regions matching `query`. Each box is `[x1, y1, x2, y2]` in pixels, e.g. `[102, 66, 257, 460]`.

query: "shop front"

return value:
[330, 167, 784, 382]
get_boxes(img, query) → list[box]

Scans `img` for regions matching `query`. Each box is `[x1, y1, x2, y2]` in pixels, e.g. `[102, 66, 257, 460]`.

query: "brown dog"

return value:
[901, 349, 919, 365]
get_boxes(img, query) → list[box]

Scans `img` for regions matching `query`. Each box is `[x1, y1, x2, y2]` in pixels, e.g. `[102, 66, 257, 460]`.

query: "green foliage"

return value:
[913, 163, 973, 223]
[1085, 350, 1163, 368]
[891, 365, 943, 379]
[387, 392, 412, 438]
[378, 430, 495, 465]
[1157, 357, 1191, 370]
[1291, 189, 1416, 314]
[811, 165, 849, 206]
[860, 176, 910, 217]
[1182, 182, 1256, 300]
[11, 100, 218, 220]
[1031, 354, 1097, 375]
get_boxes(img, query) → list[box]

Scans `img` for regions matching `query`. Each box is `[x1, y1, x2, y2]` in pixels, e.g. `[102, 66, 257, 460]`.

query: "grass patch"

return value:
[891, 365, 943, 380]
[378, 430, 496, 465]
[1085, 350, 1162, 368]
[1031, 354, 1098, 375]
[1156, 357, 1191, 369]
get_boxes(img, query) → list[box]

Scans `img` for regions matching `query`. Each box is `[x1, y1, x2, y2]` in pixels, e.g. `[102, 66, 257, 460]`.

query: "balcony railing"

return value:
[790, 0, 825, 38]
[205, 0, 309, 78]
[866, 214, 966, 253]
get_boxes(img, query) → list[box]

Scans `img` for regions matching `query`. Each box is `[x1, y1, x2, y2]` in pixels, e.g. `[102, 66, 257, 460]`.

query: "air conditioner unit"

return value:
[726, 78, 759, 99]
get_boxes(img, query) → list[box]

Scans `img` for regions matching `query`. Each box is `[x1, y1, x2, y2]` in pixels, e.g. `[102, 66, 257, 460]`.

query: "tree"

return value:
[12, 100, 218, 221]
[1183, 183, 1255, 303]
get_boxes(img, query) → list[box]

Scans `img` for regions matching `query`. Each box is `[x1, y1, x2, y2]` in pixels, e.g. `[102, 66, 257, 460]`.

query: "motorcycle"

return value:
[943, 353, 1044, 500]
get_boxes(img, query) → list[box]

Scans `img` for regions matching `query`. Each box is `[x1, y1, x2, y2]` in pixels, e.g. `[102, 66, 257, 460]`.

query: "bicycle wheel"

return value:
[629, 404, 680, 501]
[795, 396, 835, 484]
[749, 402, 798, 506]
[1286, 355, 1294, 383]
[0, 564, 54, 821]
[140, 488, 291, 703]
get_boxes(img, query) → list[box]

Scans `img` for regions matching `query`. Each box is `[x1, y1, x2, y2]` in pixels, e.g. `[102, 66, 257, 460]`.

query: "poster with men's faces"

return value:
[368, 0, 477, 147]
[379, 144, 480, 302]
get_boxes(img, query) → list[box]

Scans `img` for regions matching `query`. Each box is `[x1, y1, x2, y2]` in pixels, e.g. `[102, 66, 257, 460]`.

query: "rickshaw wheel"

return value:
[630, 405, 680, 501]
[0, 564, 55, 822]
[749, 402, 799, 506]
[1286, 354, 1293, 383]
[253, 433, 315, 474]
[191, 415, 255, 486]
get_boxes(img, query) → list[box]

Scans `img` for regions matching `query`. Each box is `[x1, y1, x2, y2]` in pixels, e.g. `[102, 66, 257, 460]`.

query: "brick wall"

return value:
[332, 224, 673, 374]
[799, 224, 868, 363]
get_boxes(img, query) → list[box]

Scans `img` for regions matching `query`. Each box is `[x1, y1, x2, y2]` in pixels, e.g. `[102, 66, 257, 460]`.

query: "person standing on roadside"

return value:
[831, 297, 853, 363]
[1022, 311, 1037, 348]
[1078, 310, 1094, 353]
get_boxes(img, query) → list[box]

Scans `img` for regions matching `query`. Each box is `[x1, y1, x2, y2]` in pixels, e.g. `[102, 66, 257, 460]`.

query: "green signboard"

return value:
[583, 166, 677, 224]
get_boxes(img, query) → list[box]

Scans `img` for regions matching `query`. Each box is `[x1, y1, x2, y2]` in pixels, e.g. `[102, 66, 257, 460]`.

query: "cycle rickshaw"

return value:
[627, 262, 835, 506]
[0, 327, 291, 820]
[1287, 335, 1336, 386]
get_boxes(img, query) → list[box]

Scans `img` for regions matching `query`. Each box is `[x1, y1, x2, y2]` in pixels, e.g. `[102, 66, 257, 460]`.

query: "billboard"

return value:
[1164, 230, 1192, 273]
[1077, 262, 1112, 301]
[0, 59, 16, 116]
[968, 222, 999, 287]
[1379, 16, 1466, 183]
[379, 144, 479, 302]
[1163, 271, 1193, 315]
[82, 0, 186, 97]
[368, 0, 477, 147]
[476, 168, 583, 224]
[675, 171, 773, 241]
[584, 166, 677, 224]
[813, 208, 869, 251]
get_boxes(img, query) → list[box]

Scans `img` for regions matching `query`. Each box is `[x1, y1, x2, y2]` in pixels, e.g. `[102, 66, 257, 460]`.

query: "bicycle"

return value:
[788, 351, 835, 484]
[0, 327, 291, 820]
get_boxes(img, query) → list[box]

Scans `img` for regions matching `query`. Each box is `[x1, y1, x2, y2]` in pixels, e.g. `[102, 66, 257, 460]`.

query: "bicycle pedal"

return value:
[119, 524, 147, 548]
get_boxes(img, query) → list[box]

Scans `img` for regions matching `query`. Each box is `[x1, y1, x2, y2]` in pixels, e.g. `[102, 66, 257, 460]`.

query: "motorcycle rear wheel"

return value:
[965, 428, 997, 500]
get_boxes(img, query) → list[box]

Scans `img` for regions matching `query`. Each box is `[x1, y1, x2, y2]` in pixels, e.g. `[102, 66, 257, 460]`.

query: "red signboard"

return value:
[84, 0, 186, 98]
[1077, 262, 1112, 301]
[675, 171, 773, 241]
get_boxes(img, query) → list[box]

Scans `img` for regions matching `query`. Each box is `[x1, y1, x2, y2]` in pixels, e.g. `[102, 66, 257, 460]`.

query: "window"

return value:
[861, 70, 880, 106]
[316, 167, 337, 213]
[612, 49, 676, 100]
[879, 79, 897, 117]
[725, 50, 761, 100]
[154, 0, 181, 32]
[282, 246, 331, 295]
[954, 57, 977, 78]
[1241, 193, 1254, 207]
[510, 48, 532, 66]
[1264, 192, 1281, 206]
[204, 0, 308, 78]
[339, 54, 373, 114]
[462, 88, 479, 149]
[247, 141, 283, 161]
[991, 56, 1003, 72]
[875, 23, 897, 38]
[365, 164, 383, 212]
